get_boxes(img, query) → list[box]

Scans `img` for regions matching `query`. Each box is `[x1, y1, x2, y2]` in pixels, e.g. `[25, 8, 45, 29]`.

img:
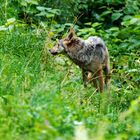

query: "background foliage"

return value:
[0, 0, 140, 139]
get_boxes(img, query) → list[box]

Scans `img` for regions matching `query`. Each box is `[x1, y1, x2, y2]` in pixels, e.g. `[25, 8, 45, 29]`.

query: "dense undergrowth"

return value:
[0, 0, 140, 140]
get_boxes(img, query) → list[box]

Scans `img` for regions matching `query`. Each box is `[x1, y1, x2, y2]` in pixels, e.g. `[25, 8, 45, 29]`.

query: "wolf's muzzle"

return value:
[49, 49, 58, 55]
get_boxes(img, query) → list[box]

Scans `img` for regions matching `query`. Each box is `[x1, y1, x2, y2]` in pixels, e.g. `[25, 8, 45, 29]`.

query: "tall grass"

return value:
[0, 27, 140, 140]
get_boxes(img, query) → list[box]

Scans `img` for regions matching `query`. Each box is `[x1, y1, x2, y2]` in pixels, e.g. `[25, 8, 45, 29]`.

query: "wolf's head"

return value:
[49, 28, 75, 55]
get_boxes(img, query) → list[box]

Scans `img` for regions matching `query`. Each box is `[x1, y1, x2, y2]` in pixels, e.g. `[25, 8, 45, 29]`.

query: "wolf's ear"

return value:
[67, 28, 75, 41]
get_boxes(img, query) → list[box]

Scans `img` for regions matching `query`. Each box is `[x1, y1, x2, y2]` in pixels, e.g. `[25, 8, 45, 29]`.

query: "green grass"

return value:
[0, 27, 140, 140]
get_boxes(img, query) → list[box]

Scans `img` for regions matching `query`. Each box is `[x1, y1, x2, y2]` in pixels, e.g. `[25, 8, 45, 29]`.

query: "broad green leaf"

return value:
[36, 6, 47, 11]
[5, 18, 16, 26]
[45, 8, 52, 11]
[123, 15, 132, 21]
[84, 22, 92, 26]
[64, 23, 74, 26]
[36, 11, 47, 17]
[21, 0, 27, 6]
[109, 27, 119, 31]
[0, 25, 7, 31]
[27, 0, 38, 5]
[92, 22, 102, 28]
[121, 20, 130, 26]
[127, 69, 138, 73]
[112, 12, 123, 21]
[46, 13, 55, 18]
[101, 10, 112, 17]
[47, 9, 60, 15]
[130, 18, 140, 25]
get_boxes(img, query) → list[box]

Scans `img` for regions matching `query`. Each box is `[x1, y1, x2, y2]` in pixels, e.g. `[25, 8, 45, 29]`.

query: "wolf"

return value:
[49, 28, 110, 92]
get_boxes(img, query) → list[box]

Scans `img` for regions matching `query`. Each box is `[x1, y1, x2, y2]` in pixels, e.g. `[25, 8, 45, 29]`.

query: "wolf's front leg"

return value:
[82, 70, 88, 87]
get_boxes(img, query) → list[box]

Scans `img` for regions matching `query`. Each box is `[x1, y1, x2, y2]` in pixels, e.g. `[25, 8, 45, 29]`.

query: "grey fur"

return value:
[63, 36, 109, 71]
[50, 32, 110, 92]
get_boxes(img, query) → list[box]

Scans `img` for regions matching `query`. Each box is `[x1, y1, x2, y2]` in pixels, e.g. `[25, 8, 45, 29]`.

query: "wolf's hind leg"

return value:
[103, 65, 111, 88]
[96, 69, 104, 92]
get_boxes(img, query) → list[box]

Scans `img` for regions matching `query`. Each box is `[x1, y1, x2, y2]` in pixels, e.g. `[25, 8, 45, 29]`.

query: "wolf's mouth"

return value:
[50, 52, 58, 55]
[49, 49, 58, 55]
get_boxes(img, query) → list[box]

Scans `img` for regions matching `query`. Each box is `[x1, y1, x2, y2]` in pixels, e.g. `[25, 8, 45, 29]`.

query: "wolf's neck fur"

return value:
[65, 37, 96, 66]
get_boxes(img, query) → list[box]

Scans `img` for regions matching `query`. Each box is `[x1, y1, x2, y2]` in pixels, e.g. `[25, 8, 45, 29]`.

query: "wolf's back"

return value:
[84, 36, 108, 64]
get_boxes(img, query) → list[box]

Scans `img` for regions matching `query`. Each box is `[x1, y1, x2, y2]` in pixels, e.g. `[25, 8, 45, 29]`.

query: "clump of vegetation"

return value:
[0, 0, 140, 139]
